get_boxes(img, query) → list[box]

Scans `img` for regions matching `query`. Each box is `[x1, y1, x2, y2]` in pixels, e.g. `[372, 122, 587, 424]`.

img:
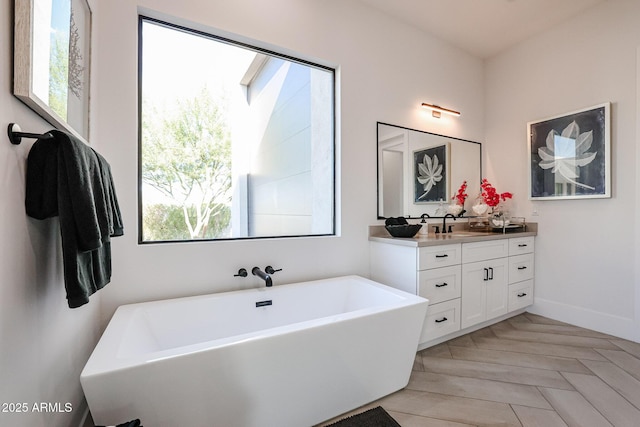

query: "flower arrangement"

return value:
[452, 181, 468, 205]
[480, 178, 513, 208]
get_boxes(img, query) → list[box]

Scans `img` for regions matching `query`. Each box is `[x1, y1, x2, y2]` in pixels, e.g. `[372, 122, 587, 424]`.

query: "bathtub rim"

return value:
[81, 275, 428, 379]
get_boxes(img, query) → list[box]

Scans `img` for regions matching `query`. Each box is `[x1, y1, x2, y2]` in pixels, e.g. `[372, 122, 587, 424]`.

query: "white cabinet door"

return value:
[461, 261, 487, 329]
[461, 258, 508, 329]
[509, 237, 535, 256]
[462, 239, 509, 264]
[485, 260, 508, 320]
[420, 299, 461, 343]
[509, 279, 534, 311]
[418, 265, 462, 304]
[509, 253, 534, 284]
[418, 244, 462, 270]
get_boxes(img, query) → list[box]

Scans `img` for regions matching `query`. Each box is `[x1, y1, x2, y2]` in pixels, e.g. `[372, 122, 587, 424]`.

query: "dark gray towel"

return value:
[26, 130, 123, 308]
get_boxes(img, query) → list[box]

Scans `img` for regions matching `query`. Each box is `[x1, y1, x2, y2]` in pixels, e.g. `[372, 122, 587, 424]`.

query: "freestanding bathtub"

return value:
[81, 275, 428, 427]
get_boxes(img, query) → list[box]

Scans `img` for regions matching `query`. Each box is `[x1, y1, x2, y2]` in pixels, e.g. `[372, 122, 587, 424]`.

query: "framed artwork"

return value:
[14, 0, 92, 143]
[528, 102, 610, 200]
[413, 144, 448, 203]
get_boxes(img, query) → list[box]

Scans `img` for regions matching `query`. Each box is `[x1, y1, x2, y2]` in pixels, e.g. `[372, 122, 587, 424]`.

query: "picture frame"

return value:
[14, 0, 92, 143]
[413, 144, 448, 203]
[528, 102, 610, 200]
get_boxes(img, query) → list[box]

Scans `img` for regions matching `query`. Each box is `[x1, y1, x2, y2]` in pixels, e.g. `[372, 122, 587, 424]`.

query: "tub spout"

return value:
[252, 267, 273, 287]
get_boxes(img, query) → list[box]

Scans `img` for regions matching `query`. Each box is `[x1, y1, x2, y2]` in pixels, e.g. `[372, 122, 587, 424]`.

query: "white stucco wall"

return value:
[484, 0, 640, 339]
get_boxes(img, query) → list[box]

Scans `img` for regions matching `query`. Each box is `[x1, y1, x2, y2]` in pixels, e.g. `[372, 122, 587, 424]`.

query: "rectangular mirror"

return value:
[377, 122, 481, 218]
[14, 0, 92, 143]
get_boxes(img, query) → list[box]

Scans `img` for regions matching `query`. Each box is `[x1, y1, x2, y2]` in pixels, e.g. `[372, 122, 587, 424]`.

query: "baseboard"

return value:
[529, 297, 636, 341]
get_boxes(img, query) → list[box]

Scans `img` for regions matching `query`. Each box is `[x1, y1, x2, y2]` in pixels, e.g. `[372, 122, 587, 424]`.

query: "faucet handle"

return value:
[265, 266, 282, 274]
[234, 268, 248, 277]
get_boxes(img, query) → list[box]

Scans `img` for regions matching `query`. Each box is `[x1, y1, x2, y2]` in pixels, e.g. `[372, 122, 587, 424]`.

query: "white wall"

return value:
[485, 0, 640, 339]
[0, 1, 101, 426]
[95, 0, 484, 321]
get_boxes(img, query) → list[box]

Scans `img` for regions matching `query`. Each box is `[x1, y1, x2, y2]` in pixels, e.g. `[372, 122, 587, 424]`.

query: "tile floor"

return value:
[319, 312, 640, 427]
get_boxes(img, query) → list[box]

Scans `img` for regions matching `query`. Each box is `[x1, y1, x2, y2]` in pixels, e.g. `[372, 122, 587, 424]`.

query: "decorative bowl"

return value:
[385, 224, 422, 238]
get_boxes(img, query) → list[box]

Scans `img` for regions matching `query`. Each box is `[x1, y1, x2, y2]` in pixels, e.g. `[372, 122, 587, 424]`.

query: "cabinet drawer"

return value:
[509, 237, 535, 256]
[508, 280, 534, 311]
[418, 265, 461, 304]
[420, 298, 461, 343]
[509, 253, 534, 284]
[418, 244, 461, 270]
[462, 239, 509, 263]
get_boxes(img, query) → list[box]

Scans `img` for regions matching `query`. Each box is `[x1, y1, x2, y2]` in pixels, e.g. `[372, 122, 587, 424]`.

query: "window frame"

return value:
[137, 15, 337, 244]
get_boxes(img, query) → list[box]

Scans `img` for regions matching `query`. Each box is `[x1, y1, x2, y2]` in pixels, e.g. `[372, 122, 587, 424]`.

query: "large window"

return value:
[138, 17, 335, 242]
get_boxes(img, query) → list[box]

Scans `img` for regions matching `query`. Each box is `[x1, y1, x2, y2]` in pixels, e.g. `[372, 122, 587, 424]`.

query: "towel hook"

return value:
[8, 123, 54, 145]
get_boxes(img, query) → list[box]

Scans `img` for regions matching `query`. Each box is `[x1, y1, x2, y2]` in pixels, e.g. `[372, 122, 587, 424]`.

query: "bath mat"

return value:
[325, 406, 401, 427]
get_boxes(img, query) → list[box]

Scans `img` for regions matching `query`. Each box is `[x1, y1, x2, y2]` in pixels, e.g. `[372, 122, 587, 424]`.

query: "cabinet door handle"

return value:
[483, 268, 489, 281]
[435, 282, 448, 288]
[517, 293, 527, 297]
[435, 254, 449, 258]
[517, 266, 527, 270]
[435, 317, 448, 323]
[488, 267, 494, 280]
[518, 244, 528, 247]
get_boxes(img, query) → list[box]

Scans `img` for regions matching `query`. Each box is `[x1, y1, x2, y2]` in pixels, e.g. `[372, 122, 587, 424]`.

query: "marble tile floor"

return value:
[319, 313, 640, 427]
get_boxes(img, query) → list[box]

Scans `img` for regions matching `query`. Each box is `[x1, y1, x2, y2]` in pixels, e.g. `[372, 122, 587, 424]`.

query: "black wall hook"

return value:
[8, 123, 54, 145]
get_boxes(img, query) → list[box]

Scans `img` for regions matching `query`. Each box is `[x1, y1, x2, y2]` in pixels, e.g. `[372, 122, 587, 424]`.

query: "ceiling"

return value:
[356, 0, 608, 58]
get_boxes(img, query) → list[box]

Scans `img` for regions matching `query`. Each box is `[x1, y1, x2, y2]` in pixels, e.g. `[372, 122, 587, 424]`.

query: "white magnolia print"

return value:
[417, 154, 443, 200]
[538, 121, 597, 190]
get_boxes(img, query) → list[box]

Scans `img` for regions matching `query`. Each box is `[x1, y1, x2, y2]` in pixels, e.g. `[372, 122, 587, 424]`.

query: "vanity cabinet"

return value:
[460, 240, 509, 329]
[370, 243, 462, 343]
[507, 236, 535, 311]
[370, 232, 536, 348]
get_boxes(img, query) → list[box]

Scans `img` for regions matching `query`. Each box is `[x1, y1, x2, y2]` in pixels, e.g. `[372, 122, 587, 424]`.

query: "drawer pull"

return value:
[435, 317, 448, 323]
[517, 293, 527, 297]
[435, 254, 449, 258]
[517, 266, 527, 270]
[518, 244, 528, 247]
[435, 282, 448, 288]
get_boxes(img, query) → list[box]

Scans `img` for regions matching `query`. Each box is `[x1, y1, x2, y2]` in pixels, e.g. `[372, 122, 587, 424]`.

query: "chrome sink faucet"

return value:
[441, 214, 456, 234]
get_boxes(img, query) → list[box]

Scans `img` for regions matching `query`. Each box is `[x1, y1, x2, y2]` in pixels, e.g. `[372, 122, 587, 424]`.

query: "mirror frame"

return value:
[377, 122, 482, 219]
[13, 0, 92, 143]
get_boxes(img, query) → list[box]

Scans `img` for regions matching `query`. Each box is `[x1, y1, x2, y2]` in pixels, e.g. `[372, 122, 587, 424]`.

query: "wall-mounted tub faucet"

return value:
[252, 267, 273, 287]
[234, 268, 248, 277]
[265, 266, 282, 275]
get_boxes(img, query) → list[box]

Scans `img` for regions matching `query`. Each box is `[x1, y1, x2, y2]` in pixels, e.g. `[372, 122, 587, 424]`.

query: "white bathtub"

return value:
[81, 275, 428, 427]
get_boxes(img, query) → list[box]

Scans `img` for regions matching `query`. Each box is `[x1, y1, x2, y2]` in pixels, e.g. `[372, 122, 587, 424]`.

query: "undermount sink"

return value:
[447, 232, 481, 237]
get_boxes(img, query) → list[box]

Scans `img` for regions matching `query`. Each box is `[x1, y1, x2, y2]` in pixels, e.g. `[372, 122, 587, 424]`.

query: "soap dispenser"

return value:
[418, 214, 430, 237]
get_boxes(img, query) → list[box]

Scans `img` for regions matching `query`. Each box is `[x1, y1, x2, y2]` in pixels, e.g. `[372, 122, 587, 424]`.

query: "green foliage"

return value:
[142, 203, 231, 241]
[141, 87, 233, 240]
[49, 33, 68, 120]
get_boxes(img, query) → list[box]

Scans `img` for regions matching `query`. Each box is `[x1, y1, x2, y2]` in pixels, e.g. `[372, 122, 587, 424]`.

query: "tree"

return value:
[49, 32, 69, 120]
[141, 88, 232, 240]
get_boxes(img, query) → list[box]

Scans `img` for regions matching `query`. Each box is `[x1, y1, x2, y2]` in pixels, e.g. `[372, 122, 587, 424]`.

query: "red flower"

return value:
[480, 179, 512, 208]
[452, 181, 468, 205]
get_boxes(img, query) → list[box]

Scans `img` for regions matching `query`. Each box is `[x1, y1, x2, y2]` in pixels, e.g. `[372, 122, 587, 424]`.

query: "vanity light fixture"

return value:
[421, 103, 461, 118]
